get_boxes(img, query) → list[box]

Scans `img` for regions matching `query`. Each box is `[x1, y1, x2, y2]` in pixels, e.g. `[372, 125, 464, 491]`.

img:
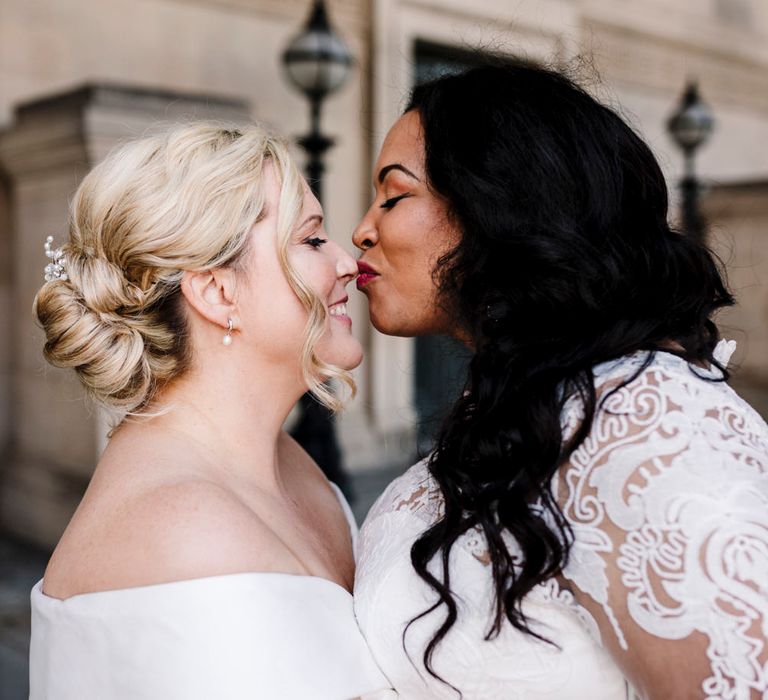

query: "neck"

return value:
[132, 352, 306, 490]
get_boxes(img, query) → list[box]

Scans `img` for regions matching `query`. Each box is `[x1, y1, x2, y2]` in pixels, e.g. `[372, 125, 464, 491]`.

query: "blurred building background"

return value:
[0, 0, 767, 696]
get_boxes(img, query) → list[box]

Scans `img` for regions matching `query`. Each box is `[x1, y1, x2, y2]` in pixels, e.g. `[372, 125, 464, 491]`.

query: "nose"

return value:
[352, 209, 378, 251]
[335, 243, 359, 283]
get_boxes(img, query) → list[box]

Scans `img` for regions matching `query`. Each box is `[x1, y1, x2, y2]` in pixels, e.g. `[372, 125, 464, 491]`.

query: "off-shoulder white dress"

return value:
[30, 485, 393, 700]
[355, 342, 768, 699]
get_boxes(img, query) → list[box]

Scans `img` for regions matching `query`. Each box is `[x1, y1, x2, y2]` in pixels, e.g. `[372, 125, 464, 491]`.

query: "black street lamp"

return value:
[281, 0, 353, 205]
[281, 0, 354, 498]
[666, 81, 715, 243]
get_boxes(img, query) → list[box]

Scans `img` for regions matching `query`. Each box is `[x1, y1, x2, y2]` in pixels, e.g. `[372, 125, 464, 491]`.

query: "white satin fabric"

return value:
[30, 485, 393, 700]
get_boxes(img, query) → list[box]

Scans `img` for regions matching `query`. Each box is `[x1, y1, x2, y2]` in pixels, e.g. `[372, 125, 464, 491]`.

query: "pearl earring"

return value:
[223, 317, 234, 346]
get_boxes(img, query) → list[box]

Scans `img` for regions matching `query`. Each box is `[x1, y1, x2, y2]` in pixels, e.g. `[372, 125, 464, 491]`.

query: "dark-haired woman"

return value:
[352, 64, 768, 699]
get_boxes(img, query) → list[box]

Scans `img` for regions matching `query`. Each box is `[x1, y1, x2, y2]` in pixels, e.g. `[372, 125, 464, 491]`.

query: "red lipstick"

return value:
[356, 260, 379, 289]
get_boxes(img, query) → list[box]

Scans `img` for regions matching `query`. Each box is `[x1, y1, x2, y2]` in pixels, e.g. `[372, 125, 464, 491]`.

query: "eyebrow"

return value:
[377, 163, 420, 184]
[299, 214, 323, 230]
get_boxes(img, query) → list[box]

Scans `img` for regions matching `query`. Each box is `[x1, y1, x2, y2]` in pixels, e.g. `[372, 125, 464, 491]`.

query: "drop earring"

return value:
[223, 317, 234, 346]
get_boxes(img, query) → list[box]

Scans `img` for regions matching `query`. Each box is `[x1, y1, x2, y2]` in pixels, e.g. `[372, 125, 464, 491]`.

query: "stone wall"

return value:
[704, 180, 768, 419]
[0, 85, 252, 548]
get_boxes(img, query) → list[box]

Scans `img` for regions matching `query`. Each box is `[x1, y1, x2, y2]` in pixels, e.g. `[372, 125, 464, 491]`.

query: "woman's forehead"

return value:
[377, 111, 424, 171]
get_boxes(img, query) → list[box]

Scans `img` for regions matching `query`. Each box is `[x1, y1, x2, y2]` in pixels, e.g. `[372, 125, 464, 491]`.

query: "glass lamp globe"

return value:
[667, 82, 715, 153]
[282, 1, 353, 100]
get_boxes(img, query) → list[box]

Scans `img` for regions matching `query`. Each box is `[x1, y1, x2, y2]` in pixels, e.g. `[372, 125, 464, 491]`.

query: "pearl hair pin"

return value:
[44, 236, 68, 282]
[223, 317, 234, 346]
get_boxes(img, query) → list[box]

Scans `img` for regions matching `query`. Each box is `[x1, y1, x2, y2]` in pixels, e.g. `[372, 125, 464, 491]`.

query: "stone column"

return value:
[0, 179, 10, 459]
[0, 85, 250, 549]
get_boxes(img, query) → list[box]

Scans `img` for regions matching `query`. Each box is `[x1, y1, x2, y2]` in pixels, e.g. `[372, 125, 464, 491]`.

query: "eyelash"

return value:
[380, 193, 411, 210]
[304, 236, 327, 249]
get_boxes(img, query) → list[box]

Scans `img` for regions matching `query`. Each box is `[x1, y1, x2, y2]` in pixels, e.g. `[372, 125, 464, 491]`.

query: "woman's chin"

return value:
[369, 308, 405, 337]
[339, 347, 364, 372]
[370, 312, 434, 339]
[318, 341, 364, 372]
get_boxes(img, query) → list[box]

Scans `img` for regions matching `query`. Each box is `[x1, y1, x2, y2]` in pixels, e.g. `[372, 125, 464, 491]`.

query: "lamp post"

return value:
[281, 0, 353, 204]
[281, 0, 354, 497]
[666, 81, 715, 243]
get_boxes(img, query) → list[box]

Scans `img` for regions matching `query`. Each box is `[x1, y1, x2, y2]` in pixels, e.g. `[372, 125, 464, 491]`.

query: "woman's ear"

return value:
[180, 268, 238, 329]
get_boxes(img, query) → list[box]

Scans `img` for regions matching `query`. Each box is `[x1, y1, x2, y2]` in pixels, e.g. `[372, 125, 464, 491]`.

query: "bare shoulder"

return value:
[43, 478, 303, 599]
[126, 479, 303, 577]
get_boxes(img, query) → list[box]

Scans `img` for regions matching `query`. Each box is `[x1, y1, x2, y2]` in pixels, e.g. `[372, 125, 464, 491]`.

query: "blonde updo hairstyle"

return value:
[34, 122, 352, 414]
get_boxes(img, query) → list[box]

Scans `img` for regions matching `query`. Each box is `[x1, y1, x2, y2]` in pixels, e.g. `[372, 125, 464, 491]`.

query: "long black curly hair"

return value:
[405, 62, 734, 683]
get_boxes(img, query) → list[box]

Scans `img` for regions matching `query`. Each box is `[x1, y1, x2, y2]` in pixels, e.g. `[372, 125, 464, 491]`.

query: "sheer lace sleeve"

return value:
[555, 349, 768, 699]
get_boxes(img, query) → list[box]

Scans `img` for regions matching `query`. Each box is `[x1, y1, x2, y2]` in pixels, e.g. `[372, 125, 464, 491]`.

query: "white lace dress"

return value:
[354, 342, 768, 699]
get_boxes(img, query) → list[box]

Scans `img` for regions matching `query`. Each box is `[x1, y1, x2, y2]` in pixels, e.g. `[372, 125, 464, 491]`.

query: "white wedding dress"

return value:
[355, 341, 768, 699]
[30, 484, 393, 700]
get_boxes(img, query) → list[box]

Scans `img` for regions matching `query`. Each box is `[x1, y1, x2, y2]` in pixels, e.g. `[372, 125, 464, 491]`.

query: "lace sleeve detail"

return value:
[557, 353, 768, 699]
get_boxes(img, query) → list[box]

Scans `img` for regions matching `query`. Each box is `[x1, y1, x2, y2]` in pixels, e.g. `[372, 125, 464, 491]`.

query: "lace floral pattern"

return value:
[355, 342, 768, 699]
[556, 344, 768, 698]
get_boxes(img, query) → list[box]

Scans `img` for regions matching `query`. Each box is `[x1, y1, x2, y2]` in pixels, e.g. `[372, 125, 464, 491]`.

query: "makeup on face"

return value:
[352, 110, 460, 338]
[356, 261, 379, 289]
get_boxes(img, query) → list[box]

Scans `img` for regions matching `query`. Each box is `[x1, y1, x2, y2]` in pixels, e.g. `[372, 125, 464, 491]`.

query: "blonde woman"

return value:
[30, 124, 391, 699]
